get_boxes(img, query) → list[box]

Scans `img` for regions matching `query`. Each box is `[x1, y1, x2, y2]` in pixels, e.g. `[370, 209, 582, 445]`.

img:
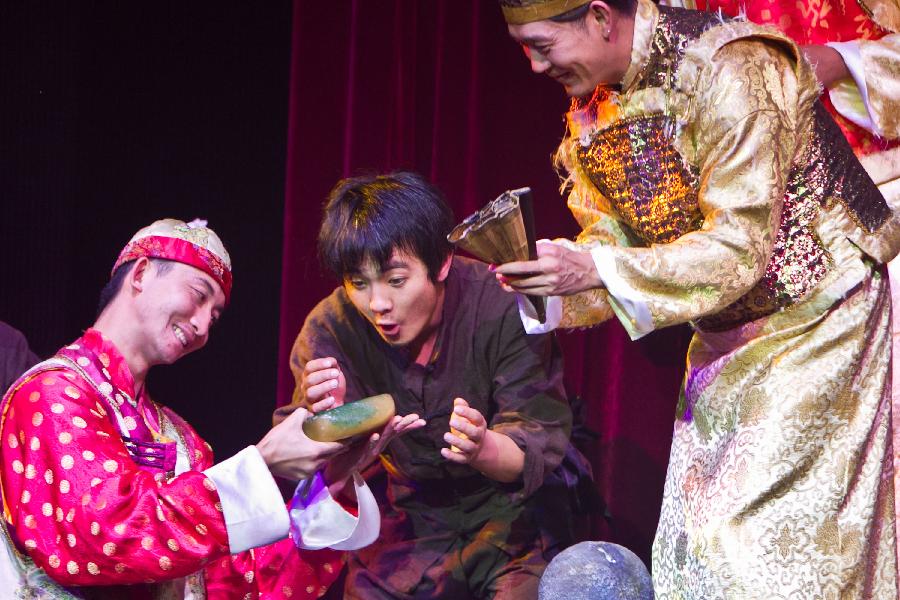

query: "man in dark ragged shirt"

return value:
[279, 172, 573, 599]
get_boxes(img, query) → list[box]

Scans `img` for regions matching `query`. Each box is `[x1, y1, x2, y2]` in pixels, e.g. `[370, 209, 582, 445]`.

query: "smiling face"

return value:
[132, 260, 226, 367]
[508, 1, 634, 97]
[344, 249, 452, 361]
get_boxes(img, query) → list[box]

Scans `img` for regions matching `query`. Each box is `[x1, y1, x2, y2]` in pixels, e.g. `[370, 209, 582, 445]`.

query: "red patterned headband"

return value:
[112, 219, 233, 304]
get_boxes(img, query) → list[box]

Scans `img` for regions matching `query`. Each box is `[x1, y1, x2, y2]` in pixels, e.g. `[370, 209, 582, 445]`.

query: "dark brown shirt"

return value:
[287, 257, 572, 576]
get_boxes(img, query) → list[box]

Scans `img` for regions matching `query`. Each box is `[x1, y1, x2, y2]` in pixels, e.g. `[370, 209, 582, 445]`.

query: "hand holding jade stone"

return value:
[256, 407, 347, 481]
[302, 357, 347, 410]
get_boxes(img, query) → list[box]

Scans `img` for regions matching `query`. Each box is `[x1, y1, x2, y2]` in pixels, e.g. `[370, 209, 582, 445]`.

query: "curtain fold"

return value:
[279, 0, 690, 564]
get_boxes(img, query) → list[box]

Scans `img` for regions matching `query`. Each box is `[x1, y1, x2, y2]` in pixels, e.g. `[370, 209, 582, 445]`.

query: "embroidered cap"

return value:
[112, 218, 233, 303]
[499, 0, 592, 24]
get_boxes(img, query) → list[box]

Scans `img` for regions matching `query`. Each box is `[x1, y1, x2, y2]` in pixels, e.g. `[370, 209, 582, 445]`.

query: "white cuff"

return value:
[590, 246, 654, 340]
[203, 446, 290, 553]
[516, 294, 562, 334]
[289, 471, 380, 551]
[827, 41, 878, 134]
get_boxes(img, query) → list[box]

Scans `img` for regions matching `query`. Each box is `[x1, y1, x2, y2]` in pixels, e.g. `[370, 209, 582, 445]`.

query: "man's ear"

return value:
[128, 257, 152, 293]
[436, 253, 454, 283]
[589, 1, 614, 32]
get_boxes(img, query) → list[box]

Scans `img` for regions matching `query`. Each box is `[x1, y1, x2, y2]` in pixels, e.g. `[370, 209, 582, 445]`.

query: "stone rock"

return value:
[539, 541, 653, 600]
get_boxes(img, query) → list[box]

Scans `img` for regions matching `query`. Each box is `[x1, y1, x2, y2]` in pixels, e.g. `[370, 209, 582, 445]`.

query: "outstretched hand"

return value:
[325, 412, 426, 497]
[494, 241, 601, 297]
[440, 397, 525, 483]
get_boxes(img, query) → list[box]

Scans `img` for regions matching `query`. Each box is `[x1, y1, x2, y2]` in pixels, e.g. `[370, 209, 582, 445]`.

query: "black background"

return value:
[1, 2, 294, 459]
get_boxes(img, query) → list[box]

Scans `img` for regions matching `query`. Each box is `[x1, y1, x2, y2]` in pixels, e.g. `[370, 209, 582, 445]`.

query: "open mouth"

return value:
[172, 325, 188, 347]
[377, 323, 400, 337]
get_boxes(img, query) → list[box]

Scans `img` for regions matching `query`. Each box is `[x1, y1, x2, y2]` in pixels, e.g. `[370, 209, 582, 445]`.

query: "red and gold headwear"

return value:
[499, 0, 593, 24]
[112, 218, 233, 303]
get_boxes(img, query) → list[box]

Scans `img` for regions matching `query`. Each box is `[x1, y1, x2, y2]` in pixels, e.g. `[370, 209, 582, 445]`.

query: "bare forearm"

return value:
[802, 44, 851, 88]
[470, 429, 525, 482]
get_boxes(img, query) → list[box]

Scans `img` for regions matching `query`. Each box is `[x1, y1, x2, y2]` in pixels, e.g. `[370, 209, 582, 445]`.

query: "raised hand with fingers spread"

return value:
[326, 412, 426, 498]
[441, 397, 525, 484]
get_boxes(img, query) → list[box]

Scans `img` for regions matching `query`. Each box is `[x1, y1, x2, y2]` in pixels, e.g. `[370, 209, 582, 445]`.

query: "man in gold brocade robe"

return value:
[495, 0, 900, 597]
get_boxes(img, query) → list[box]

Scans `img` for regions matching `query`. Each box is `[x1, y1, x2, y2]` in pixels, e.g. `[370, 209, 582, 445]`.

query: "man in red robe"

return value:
[0, 218, 419, 599]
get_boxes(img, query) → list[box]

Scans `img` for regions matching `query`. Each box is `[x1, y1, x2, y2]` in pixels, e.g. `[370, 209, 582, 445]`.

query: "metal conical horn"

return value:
[448, 187, 545, 321]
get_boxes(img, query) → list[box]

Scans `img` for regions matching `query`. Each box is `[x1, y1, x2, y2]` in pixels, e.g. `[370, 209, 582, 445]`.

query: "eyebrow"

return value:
[345, 258, 411, 280]
[510, 30, 554, 45]
[520, 35, 552, 45]
[382, 259, 410, 271]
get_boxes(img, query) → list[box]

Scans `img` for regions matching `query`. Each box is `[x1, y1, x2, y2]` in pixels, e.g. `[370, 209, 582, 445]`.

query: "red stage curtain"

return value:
[278, 0, 691, 566]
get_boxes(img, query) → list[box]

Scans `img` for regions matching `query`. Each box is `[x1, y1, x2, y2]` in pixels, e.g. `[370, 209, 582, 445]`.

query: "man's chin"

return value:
[160, 352, 180, 365]
[379, 333, 406, 347]
[161, 345, 192, 365]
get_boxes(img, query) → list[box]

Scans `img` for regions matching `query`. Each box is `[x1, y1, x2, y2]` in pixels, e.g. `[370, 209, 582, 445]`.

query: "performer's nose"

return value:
[369, 287, 391, 314]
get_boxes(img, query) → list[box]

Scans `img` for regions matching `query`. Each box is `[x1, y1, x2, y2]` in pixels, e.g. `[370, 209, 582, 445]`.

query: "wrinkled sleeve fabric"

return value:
[203, 446, 290, 553]
[289, 471, 379, 551]
[203, 471, 370, 599]
[552, 183, 630, 330]
[1, 370, 233, 585]
[590, 40, 801, 338]
[829, 34, 900, 139]
[488, 297, 572, 497]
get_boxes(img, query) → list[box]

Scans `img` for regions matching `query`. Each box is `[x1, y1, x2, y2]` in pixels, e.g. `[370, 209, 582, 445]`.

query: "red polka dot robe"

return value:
[0, 329, 344, 599]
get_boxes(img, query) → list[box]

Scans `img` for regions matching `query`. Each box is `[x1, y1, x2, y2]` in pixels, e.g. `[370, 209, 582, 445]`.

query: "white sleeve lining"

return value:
[203, 446, 290, 554]
[590, 246, 654, 340]
[516, 294, 562, 334]
[288, 471, 380, 551]
[827, 41, 878, 134]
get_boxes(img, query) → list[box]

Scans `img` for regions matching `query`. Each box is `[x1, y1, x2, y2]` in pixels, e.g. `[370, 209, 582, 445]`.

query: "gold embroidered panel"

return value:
[576, 114, 703, 245]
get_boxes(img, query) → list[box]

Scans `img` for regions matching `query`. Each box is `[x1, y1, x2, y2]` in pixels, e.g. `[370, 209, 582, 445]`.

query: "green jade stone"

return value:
[302, 393, 395, 442]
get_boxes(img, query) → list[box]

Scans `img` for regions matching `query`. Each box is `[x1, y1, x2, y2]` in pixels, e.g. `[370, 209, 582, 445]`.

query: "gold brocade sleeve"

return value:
[556, 168, 632, 328]
[859, 0, 900, 32]
[597, 39, 808, 332]
[859, 34, 900, 139]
